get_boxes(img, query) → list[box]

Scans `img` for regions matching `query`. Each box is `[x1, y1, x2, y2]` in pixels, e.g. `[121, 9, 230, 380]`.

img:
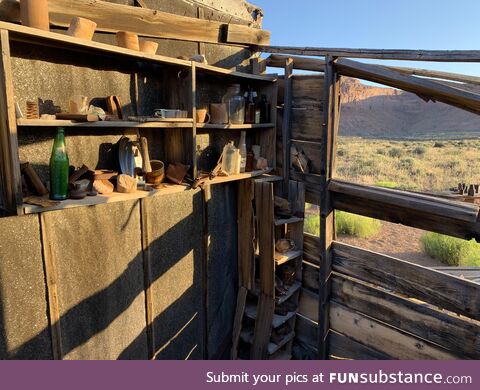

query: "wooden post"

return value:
[317, 56, 340, 359]
[0, 29, 22, 214]
[282, 58, 294, 192]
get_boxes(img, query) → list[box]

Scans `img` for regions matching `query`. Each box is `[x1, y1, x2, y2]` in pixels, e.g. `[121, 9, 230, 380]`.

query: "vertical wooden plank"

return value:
[238, 179, 255, 290]
[282, 58, 294, 192]
[230, 286, 248, 359]
[202, 184, 211, 359]
[255, 181, 275, 297]
[318, 56, 339, 359]
[140, 199, 155, 359]
[191, 61, 198, 178]
[197, 7, 206, 57]
[0, 29, 22, 214]
[251, 293, 275, 359]
[39, 213, 63, 360]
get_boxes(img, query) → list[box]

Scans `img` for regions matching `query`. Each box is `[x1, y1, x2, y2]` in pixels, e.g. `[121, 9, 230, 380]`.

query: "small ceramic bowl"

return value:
[146, 160, 165, 185]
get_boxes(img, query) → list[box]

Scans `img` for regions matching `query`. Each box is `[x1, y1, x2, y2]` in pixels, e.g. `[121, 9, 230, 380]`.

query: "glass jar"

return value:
[223, 84, 245, 124]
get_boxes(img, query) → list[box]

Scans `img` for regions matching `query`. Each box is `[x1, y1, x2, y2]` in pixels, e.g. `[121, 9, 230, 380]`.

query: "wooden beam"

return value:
[336, 58, 480, 114]
[329, 331, 391, 360]
[267, 54, 325, 72]
[225, 23, 270, 46]
[332, 273, 480, 359]
[332, 242, 480, 322]
[282, 58, 293, 190]
[0, 0, 269, 46]
[385, 65, 480, 86]
[237, 179, 255, 290]
[330, 180, 480, 240]
[259, 45, 480, 62]
[0, 29, 22, 214]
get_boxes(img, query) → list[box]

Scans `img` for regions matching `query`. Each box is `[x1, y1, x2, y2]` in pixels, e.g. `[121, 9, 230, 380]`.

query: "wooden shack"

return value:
[0, 0, 479, 360]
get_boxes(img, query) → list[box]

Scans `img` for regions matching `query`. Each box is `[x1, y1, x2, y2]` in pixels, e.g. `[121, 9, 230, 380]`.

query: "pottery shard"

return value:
[117, 174, 137, 193]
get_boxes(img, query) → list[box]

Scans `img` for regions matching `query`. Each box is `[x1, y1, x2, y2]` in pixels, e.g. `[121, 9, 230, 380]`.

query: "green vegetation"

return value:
[421, 233, 480, 266]
[374, 181, 399, 189]
[303, 211, 381, 239]
[336, 137, 480, 191]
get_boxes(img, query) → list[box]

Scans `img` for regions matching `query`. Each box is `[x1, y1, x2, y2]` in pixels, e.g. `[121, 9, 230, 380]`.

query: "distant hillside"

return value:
[339, 77, 480, 139]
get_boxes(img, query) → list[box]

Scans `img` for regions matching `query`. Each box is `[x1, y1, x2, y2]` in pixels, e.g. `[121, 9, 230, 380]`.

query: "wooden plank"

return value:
[303, 233, 321, 265]
[255, 181, 275, 297]
[292, 76, 324, 109]
[335, 58, 480, 115]
[317, 56, 338, 359]
[329, 180, 479, 224]
[0, 29, 21, 214]
[299, 288, 319, 322]
[267, 54, 325, 72]
[282, 58, 293, 189]
[330, 302, 460, 360]
[0, 0, 269, 46]
[295, 314, 318, 349]
[329, 330, 391, 360]
[39, 214, 63, 360]
[250, 293, 275, 359]
[230, 286, 248, 359]
[333, 242, 480, 321]
[434, 267, 480, 284]
[385, 65, 480, 86]
[237, 180, 255, 290]
[331, 273, 480, 359]
[302, 260, 319, 292]
[140, 199, 155, 359]
[289, 171, 323, 206]
[17, 119, 194, 128]
[225, 23, 270, 45]
[259, 45, 480, 62]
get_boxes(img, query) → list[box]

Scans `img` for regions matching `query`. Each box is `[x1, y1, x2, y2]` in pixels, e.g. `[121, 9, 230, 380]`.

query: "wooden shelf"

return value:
[274, 249, 303, 266]
[240, 330, 295, 355]
[22, 184, 190, 214]
[252, 280, 301, 304]
[17, 119, 194, 128]
[245, 303, 296, 328]
[197, 123, 275, 130]
[0, 21, 275, 82]
[274, 216, 303, 226]
[205, 169, 272, 185]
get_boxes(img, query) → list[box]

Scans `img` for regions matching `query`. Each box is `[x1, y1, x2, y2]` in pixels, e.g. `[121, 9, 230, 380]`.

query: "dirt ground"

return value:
[337, 220, 444, 267]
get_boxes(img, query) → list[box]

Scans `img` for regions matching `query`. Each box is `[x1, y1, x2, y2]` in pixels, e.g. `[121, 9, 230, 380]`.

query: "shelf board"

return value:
[274, 216, 304, 226]
[274, 249, 303, 266]
[197, 123, 275, 130]
[245, 303, 296, 328]
[240, 330, 295, 355]
[205, 169, 272, 185]
[17, 119, 193, 128]
[0, 21, 275, 82]
[22, 184, 190, 214]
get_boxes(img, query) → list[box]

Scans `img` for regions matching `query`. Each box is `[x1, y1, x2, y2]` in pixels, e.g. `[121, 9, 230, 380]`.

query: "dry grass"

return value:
[336, 137, 480, 191]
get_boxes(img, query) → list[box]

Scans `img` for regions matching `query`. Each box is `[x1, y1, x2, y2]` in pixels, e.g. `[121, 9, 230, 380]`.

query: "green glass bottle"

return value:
[49, 127, 69, 200]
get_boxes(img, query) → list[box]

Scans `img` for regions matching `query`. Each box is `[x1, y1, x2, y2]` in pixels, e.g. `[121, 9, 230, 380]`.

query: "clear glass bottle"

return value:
[49, 127, 69, 200]
[239, 131, 247, 173]
[223, 84, 245, 124]
[221, 141, 237, 175]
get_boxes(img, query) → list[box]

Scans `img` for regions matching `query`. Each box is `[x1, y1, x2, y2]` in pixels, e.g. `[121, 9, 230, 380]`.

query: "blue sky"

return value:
[255, 0, 480, 76]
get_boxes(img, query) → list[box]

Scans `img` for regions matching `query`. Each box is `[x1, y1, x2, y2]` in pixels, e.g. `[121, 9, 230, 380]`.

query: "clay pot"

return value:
[139, 40, 159, 54]
[116, 31, 140, 51]
[20, 0, 50, 31]
[67, 17, 97, 41]
[145, 160, 165, 185]
[196, 108, 210, 124]
[209, 103, 228, 124]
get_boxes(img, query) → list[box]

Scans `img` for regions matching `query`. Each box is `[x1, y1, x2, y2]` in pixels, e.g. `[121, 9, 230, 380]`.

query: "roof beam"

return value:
[266, 54, 325, 72]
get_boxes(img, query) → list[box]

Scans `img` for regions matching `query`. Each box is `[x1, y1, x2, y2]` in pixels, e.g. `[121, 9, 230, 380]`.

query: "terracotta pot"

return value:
[196, 109, 210, 124]
[139, 40, 159, 54]
[116, 31, 140, 51]
[209, 103, 228, 124]
[67, 17, 97, 40]
[20, 0, 50, 31]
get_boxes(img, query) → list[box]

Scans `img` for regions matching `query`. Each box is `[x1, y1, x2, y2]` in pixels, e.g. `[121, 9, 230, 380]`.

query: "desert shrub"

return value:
[335, 211, 381, 239]
[399, 157, 414, 169]
[421, 232, 480, 266]
[337, 148, 346, 157]
[412, 146, 426, 156]
[375, 181, 399, 189]
[376, 148, 386, 155]
[388, 148, 403, 158]
[304, 214, 320, 236]
[434, 141, 445, 148]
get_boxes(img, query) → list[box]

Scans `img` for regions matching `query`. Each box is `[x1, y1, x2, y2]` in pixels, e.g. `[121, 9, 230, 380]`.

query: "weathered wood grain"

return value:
[329, 330, 391, 360]
[267, 54, 325, 72]
[333, 242, 480, 321]
[330, 302, 460, 360]
[332, 273, 480, 359]
[237, 179, 255, 290]
[225, 23, 270, 45]
[230, 286, 248, 359]
[385, 65, 480, 86]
